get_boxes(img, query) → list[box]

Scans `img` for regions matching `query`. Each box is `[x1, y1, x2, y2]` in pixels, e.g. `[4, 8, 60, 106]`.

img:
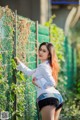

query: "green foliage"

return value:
[13, 67, 27, 119]
[60, 89, 80, 120]
[45, 16, 80, 120]
[45, 15, 65, 86]
[45, 15, 65, 63]
[0, 6, 38, 120]
[61, 21, 80, 120]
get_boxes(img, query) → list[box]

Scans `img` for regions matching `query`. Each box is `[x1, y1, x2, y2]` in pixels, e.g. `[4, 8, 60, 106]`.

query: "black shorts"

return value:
[38, 97, 63, 111]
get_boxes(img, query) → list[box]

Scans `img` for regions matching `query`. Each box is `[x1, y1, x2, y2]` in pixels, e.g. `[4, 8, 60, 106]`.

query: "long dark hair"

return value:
[39, 42, 60, 83]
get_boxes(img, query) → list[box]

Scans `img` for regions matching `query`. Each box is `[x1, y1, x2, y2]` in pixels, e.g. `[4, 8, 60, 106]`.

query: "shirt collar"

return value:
[38, 60, 49, 67]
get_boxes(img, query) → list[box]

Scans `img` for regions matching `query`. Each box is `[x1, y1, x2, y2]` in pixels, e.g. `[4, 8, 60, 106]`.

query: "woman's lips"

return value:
[39, 54, 42, 57]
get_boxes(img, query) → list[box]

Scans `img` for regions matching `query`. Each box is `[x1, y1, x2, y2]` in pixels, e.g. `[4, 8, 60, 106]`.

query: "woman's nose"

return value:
[40, 52, 43, 55]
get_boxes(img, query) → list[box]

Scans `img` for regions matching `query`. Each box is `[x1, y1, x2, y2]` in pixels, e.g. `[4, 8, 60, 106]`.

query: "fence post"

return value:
[14, 10, 17, 57]
[12, 10, 17, 120]
[35, 21, 40, 120]
[36, 21, 38, 67]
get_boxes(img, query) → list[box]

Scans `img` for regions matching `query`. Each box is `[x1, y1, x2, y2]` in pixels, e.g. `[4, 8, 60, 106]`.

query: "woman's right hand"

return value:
[14, 57, 20, 65]
[32, 77, 41, 88]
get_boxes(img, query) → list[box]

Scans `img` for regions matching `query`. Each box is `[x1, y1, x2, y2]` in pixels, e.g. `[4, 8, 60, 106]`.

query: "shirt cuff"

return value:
[17, 61, 28, 71]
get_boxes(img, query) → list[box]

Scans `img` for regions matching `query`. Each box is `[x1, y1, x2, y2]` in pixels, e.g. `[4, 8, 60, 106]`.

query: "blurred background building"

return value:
[0, 0, 51, 24]
[51, 0, 79, 30]
[0, 0, 79, 29]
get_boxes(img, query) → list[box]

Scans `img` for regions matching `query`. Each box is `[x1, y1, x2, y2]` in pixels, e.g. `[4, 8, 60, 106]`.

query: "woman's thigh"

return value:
[41, 105, 56, 120]
[54, 108, 62, 120]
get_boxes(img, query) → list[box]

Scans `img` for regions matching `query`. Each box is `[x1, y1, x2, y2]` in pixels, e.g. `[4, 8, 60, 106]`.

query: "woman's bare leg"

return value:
[41, 105, 56, 120]
[54, 108, 62, 120]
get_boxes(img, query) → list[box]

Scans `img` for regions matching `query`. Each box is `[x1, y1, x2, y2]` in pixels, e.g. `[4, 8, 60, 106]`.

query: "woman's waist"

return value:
[37, 86, 60, 98]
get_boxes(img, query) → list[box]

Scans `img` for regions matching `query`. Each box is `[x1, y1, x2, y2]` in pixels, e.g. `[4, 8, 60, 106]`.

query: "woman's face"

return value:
[38, 45, 49, 62]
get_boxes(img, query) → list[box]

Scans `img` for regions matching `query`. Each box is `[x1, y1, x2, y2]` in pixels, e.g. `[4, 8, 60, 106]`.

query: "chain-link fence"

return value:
[0, 5, 78, 120]
[0, 6, 49, 120]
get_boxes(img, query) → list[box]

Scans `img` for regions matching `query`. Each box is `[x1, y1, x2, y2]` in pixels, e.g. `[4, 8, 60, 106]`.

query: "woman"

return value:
[15, 42, 63, 120]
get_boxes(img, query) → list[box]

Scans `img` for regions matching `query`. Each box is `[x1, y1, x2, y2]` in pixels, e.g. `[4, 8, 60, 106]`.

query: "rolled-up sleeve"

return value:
[17, 62, 36, 76]
[39, 64, 56, 86]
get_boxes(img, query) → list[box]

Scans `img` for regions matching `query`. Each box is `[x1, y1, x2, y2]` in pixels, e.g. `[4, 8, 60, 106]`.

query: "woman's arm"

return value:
[14, 57, 36, 76]
[17, 62, 36, 76]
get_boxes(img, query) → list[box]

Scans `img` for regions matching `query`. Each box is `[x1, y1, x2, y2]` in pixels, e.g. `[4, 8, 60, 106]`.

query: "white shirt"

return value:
[17, 60, 60, 98]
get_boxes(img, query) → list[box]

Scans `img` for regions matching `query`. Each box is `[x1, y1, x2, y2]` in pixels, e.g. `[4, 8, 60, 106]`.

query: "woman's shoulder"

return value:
[38, 61, 52, 75]
[39, 61, 51, 70]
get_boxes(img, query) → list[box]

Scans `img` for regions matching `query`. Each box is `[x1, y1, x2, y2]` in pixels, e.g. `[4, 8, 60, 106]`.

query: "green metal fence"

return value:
[64, 36, 77, 89]
[0, 6, 49, 120]
[0, 6, 77, 120]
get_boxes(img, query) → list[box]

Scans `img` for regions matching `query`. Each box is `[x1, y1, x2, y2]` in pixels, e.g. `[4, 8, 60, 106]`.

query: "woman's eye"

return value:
[39, 48, 46, 52]
[43, 50, 46, 52]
